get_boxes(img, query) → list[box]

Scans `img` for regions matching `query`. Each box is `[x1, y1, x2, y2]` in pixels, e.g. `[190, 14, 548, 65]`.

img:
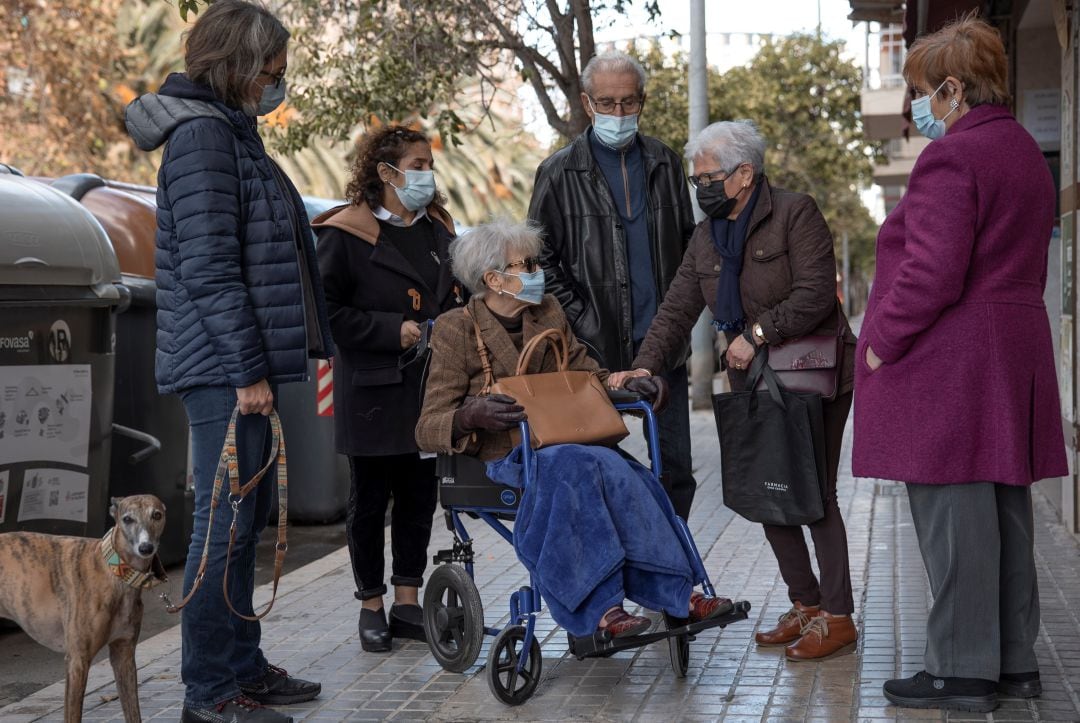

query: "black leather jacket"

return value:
[528, 131, 696, 370]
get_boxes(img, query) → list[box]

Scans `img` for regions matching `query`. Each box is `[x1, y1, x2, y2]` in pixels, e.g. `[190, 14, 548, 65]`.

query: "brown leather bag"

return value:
[468, 316, 629, 449]
[754, 319, 843, 401]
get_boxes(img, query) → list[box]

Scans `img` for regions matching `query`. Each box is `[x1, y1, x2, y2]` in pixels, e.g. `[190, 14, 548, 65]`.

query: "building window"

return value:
[880, 24, 905, 89]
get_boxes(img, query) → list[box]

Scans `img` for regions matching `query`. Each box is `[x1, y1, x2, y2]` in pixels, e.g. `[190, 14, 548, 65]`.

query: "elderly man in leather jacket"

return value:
[527, 50, 697, 518]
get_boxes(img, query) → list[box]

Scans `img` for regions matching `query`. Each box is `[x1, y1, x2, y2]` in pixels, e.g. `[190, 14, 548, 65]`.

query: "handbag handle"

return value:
[515, 328, 568, 375]
[464, 308, 496, 395]
[747, 345, 787, 411]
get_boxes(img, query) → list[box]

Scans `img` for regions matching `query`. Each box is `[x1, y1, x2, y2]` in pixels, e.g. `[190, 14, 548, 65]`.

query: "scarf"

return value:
[710, 182, 763, 332]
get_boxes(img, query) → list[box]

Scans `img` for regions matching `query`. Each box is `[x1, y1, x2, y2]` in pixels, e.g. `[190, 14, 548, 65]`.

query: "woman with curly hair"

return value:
[313, 125, 464, 652]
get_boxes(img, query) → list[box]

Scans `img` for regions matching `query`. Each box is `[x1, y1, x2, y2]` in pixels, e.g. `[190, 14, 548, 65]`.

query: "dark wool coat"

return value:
[853, 104, 1067, 485]
[415, 295, 608, 462]
[125, 73, 334, 394]
[634, 179, 856, 395]
[313, 202, 463, 456]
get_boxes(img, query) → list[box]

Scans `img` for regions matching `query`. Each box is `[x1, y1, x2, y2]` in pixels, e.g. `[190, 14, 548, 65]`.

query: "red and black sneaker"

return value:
[180, 694, 292, 723]
[238, 664, 321, 706]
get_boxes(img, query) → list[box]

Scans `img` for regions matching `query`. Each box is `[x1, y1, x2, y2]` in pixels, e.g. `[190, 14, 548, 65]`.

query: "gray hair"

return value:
[450, 219, 544, 298]
[184, 0, 290, 115]
[685, 120, 766, 178]
[581, 51, 647, 97]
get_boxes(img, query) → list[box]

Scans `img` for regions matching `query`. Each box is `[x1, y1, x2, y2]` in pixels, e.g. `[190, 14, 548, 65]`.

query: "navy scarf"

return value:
[710, 182, 763, 332]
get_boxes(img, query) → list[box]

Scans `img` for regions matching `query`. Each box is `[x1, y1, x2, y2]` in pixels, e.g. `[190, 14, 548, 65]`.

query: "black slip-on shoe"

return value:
[998, 671, 1042, 698]
[181, 694, 292, 723]
[238, 664, 321, 706]
[359, 607, 392, 652]
[389, 603, 427, 642]
[883, 671, 997, 713]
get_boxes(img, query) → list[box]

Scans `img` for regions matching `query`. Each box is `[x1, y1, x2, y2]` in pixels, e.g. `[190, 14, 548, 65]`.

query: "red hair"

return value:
[903, 13, 1009, 106]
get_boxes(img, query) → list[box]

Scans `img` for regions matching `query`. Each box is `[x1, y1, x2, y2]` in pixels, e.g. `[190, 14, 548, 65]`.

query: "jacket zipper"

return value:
[620, 151, 632, 216]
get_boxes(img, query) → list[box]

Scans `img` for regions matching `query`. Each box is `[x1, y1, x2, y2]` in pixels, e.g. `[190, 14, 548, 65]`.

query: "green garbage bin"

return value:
[0, 174, 125, 537]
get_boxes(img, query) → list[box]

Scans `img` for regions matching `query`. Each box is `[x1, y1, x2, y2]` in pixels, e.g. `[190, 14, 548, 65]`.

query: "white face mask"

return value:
[385, 163, 436, 211]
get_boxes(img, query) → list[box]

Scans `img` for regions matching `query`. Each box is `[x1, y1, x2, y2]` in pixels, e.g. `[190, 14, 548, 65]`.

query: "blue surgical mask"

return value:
[501, 269, 545, 305]
[386, 163, 436, 211]
[590, 99, 638, 149]
[911, 80, 958, 140]
[257, 80, 287, 116]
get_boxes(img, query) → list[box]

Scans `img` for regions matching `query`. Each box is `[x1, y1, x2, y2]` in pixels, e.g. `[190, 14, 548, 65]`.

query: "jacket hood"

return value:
[124, 73, 235, 151]
[311, 201, 455, 245]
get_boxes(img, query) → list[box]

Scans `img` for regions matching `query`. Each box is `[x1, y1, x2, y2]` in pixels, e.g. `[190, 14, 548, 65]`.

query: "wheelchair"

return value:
[422, 392, 751, 705]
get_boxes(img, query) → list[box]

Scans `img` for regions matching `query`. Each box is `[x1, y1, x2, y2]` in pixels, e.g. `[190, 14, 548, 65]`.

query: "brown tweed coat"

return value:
[416, 294, 609, 461]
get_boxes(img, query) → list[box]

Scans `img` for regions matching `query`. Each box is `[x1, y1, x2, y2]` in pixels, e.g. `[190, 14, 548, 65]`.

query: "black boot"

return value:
[998, 671, 1041, 698]
[883, 671, 997, 713]
[359, 607, 392, 652]
[388, 603, 426, 642]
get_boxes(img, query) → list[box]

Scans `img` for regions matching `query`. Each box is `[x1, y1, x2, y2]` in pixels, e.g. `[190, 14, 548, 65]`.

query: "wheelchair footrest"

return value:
[567, 600, 751, 660]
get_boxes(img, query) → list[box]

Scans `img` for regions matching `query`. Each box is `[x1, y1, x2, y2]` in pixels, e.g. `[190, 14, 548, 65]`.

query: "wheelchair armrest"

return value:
[607, 388, 643, 405]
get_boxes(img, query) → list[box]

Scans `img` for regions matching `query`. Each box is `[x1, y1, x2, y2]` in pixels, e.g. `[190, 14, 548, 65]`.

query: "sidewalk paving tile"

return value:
[3, 402, 1080, 722]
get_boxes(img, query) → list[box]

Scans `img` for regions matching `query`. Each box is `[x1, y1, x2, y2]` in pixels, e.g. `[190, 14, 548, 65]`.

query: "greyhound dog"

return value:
[0, 494, 167, 723]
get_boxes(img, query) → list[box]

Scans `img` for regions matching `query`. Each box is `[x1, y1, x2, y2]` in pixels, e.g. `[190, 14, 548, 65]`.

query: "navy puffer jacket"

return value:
[125, 73, 333, 394]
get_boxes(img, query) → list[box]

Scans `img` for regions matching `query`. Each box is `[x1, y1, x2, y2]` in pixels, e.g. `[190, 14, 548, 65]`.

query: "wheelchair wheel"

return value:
[423, 564, 484, 673]
[665, 614, 690, 678]
[486, 625, 542, 705]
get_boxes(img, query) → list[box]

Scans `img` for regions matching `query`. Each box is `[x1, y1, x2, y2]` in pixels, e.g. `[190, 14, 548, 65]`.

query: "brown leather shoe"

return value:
[755, 601, 820, 646]
[688, 592, 734, 623]
[598, 607, 652, 638]
[784, 611, 857, 661]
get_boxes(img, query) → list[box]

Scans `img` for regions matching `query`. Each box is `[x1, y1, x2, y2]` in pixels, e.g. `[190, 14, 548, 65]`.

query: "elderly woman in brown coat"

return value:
[612, 120, 858, 662]
[416, 218, 733, 640]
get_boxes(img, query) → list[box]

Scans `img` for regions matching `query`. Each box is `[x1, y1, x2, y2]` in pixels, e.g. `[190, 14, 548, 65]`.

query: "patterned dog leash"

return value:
[161, 405, 288, 621]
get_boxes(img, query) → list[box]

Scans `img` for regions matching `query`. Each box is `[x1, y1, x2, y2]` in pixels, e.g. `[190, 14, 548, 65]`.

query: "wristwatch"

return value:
[752, 322, 767, 345]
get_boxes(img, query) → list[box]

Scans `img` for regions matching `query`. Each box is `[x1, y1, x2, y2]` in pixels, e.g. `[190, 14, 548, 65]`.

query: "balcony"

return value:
[861, 74, 907, 141]
[872, 136, 930, 186]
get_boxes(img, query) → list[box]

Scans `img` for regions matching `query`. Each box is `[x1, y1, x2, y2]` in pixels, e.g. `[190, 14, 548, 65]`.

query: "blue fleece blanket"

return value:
[487, 444, 705, 637]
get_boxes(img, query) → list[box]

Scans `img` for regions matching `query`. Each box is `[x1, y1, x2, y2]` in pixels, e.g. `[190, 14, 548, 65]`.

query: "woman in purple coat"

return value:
[853, 16, 1067, 714]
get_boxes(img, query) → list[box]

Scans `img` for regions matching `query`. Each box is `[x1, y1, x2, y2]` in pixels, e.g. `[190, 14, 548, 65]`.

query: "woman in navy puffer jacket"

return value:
[125, 2, 332, 722]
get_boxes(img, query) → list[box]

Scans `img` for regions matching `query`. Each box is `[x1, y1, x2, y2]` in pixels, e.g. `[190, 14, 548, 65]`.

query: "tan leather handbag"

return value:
[468, 316, 628, 449]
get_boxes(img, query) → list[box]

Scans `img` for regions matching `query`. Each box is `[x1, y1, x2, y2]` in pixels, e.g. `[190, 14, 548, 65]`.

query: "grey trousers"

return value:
[905, 482, 1040, 680]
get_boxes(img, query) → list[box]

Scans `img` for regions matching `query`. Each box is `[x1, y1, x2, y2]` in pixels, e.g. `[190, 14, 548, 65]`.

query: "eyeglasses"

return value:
[588, 96, 643, 114]
[503, 257, 542, 273]
[258, 68, 287, 90]
[688, 165, 743, 188]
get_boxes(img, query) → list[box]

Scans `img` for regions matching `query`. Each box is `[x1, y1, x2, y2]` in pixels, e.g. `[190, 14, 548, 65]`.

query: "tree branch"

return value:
[572, 0, 594, 70]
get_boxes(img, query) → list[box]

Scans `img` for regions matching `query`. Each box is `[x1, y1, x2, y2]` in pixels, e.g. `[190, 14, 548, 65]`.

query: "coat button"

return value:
[713, 264, 721, 272]
[755, 249, 764, 257]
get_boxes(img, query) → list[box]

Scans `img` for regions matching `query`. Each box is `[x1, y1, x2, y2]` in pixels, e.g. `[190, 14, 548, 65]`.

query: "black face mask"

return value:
[696, 184, 737, 219]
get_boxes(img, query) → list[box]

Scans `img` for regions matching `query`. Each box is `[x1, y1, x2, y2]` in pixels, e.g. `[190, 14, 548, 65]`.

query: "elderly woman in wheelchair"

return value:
[415, 219, 734, 645]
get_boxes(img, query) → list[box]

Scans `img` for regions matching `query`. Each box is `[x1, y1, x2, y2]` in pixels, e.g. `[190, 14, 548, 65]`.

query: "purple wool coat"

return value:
[853, 104, 1067, 486]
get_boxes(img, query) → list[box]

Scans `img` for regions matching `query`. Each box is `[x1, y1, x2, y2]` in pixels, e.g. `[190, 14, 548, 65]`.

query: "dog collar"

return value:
[100, 528, 169, 590]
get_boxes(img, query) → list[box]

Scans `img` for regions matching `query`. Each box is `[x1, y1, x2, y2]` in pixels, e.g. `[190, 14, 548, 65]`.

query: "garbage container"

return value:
[0, 174, 125, 538]
[276, 357, 350, 523]
[48, 173, 194, 565]
[271, 194, 351, 523]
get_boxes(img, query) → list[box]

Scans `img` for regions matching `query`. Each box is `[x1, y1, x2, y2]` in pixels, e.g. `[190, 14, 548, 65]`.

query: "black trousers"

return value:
[761, 391, 855, 615]
[649, 363, 696, 519]
[346, 453, 437, 600]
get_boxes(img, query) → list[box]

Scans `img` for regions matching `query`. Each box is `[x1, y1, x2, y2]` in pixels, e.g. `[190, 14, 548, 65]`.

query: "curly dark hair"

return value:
[345, 125, 444, 209]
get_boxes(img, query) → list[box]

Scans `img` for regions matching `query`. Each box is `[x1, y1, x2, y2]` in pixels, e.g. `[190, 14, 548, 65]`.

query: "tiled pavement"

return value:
[3, 413, 1080, 722]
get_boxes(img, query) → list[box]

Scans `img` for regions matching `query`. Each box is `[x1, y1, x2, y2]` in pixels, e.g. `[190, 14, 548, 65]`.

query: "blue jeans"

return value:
[179, 386, 275, 707]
